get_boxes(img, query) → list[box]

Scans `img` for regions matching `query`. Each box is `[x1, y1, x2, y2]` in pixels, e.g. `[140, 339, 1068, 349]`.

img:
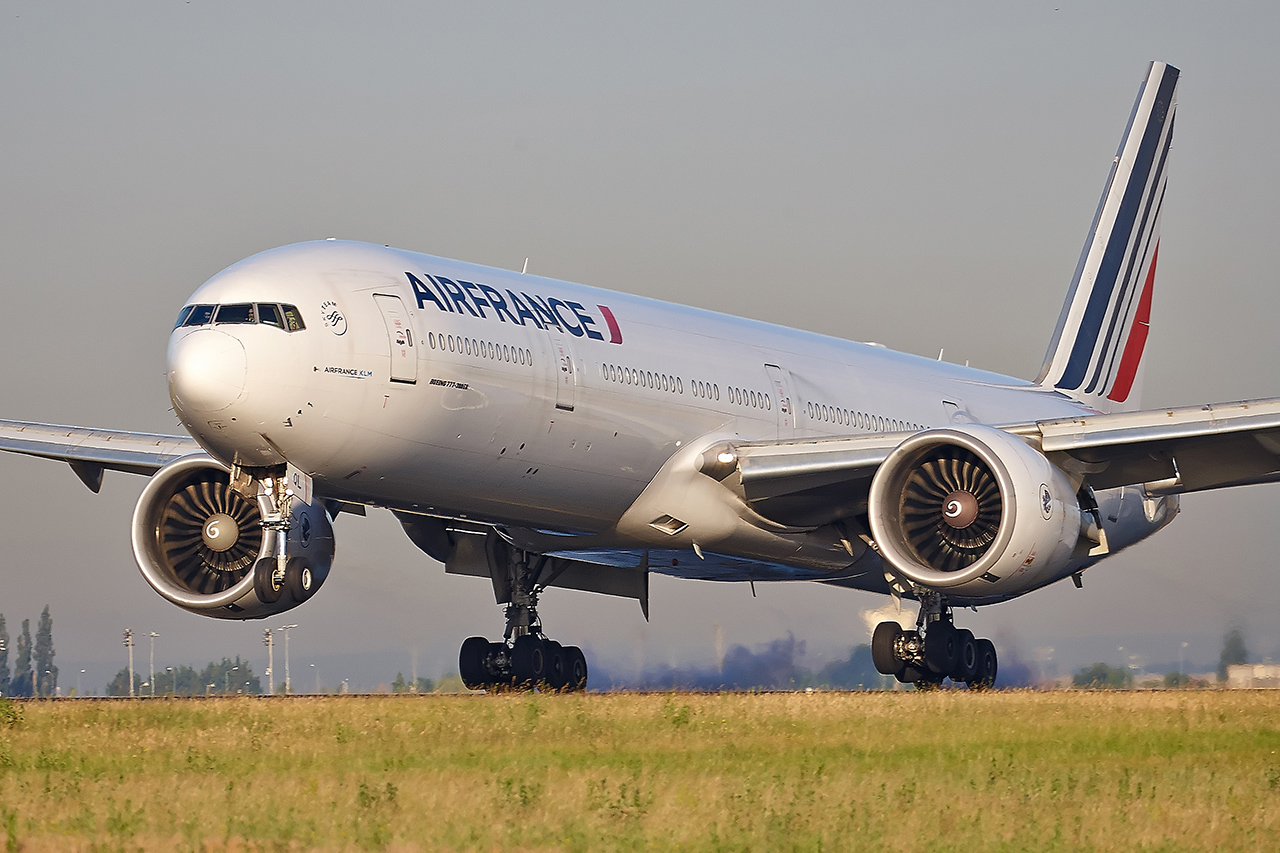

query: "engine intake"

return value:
[868, 425, 1081, 598]
[131, 455, 334, 618]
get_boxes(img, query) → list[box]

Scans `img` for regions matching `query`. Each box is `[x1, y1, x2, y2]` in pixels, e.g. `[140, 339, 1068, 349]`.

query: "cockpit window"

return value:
[176, 302, 302, 332]
[281, 304, 305, 332]
[182, 304, 216, 326]
[258, 303, 284, 329]
[214, 303, 256, 324]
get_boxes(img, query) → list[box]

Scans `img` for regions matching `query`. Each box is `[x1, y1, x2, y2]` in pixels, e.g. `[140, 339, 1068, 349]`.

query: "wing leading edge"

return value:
[705, 398, 1280, 528]
[0, 419, 200, 492]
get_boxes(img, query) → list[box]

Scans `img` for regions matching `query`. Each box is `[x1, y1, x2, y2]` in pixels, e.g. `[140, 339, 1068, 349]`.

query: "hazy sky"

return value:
[3, 2, 1280, 690]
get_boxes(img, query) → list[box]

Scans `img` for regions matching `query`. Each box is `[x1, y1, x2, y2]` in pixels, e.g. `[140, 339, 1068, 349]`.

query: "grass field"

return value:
[1, 690, 1278, 851]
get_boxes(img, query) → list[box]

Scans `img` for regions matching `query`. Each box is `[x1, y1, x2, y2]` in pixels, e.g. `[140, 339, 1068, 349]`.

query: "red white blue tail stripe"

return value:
[1038, 61, 1178, 412]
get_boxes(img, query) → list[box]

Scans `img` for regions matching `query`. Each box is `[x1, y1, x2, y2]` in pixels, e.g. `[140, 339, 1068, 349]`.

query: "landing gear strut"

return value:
[871, 591, 998, 690]
[458, 550, 588, 692]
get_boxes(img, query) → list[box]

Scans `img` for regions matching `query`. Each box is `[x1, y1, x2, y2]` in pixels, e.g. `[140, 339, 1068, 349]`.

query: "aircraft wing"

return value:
[0, 419, 200, 492]
[1024, 398, 1280, 493]
[706, 398, 1280, 526]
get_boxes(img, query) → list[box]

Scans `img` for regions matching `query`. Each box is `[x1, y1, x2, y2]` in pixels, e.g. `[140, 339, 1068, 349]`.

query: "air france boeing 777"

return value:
[3, 62, 1276, 689]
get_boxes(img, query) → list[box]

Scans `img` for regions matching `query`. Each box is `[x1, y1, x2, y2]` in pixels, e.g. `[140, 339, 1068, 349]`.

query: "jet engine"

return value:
[868, 425, 1082, 599]
[131, 455, 335, 619]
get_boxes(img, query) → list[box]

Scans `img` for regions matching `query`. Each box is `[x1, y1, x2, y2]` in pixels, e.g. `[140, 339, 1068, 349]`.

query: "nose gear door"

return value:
[373, 294, 417, 384]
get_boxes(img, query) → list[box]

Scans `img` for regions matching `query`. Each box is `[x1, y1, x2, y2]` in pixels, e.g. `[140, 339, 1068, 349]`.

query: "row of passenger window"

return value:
[601, 363, 682, 394]
[807, 401, 923, 433]
[176, 303, 306, 332]
[726, 385, 771, 411]
[428, 331, 532, 366]
[689, 379, 718, 401]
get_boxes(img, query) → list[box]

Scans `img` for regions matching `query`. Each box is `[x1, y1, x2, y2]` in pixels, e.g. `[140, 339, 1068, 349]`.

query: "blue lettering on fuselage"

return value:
[403, 271, 620, 343]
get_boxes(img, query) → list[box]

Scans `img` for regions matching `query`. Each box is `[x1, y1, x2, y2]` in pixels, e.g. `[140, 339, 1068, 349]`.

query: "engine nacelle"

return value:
[868, 425, 1082, 599]
[131, 455, 335, 619]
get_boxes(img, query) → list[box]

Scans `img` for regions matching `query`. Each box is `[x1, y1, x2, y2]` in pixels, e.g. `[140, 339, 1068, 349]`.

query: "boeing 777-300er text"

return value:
[2, 61, 1275, 689]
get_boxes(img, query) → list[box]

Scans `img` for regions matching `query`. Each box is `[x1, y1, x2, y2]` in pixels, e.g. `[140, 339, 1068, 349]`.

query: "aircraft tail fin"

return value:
[1037, 61, 1179, 413]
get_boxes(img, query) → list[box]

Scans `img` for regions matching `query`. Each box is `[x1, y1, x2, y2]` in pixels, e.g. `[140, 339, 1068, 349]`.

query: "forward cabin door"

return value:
[373, 294, 417, 384]
[764, 363, 796, 439]
[546, 326, 577, 411]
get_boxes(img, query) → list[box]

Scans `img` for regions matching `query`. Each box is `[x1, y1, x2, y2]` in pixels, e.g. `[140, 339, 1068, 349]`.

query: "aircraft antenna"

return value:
[522, 258, 529, 274]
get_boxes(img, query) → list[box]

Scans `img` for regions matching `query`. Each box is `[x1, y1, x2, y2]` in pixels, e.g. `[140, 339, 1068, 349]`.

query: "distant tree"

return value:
[391, 673, 434, 693]
[1164, 671, 1191, 688]
[1072, 662, 1132, 689]
[10, 619, 33, 698]
[1219, 629, 1248, 681]
[0, 613, 9, 697]
[34, 605, 57, 698]
[107, 657, 262, 696]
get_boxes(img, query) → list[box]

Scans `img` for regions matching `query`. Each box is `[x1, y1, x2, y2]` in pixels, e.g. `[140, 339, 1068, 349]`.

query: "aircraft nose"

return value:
[168, 328, 247, 414]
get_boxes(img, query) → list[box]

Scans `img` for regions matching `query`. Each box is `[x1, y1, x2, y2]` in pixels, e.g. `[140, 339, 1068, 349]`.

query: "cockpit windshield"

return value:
[177, 303, 305, 332]
[214, 303, 255, 324]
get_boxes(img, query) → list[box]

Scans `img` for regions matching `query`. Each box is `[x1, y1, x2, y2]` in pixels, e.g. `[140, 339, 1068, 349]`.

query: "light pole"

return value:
[148, 632, 159, 698]
[225, 665, 239, 694]
[1180, 641, 1189, 677]
[77, 669, 85, 696]
[264, 629, 275, 696]
[310, 662, 319, 694]
[0, 636, 6, 697]
[166, 667, 175, 696]
[278, 625, 298, 694]
[123, 629, 135, 698]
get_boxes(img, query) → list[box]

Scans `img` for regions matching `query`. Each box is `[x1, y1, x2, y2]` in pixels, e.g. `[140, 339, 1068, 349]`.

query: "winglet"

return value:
[1037, 61, 1179, 412]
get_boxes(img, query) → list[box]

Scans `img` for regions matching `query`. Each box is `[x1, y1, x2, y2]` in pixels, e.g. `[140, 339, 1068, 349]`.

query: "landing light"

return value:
[717, 451, 737, 465]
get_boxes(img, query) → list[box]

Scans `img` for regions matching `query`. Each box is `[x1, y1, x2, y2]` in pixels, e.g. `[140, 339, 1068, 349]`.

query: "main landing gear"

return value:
[458, 551, 588, 692]
[871, 592, 998, 690]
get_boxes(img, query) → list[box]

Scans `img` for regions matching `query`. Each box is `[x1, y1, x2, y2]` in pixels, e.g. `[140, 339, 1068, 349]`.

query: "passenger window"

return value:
[215, 303, 255, 324]
[258, 303, 284, 329]
[281, 305, 306, 332]
[184, 304, 216, 326]
[173, 305, 195, 329]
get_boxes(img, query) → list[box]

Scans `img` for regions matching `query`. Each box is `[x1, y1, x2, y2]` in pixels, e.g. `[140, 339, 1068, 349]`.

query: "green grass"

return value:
[1, 690, 1278, 851]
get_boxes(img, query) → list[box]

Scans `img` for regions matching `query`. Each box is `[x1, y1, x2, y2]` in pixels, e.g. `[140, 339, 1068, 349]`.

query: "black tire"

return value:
[971, 639, 998, 690]
[459, 636, 491, 691]
[897, 665, 929, 685]
[872, 622, 904, 675]
[285, 556, 315, 603]
[253, 557, 282, 604]
[955, 629, 978, 682]
[512, 635, 548, 687]
[546, 641, 567, 691]
[924, 624, 959, 675]
[564, 646, 588, 692]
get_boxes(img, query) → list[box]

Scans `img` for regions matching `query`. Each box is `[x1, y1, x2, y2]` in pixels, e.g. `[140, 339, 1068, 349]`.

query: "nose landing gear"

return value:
[871, 591, 998, 690]
[458, 550, 589, 692]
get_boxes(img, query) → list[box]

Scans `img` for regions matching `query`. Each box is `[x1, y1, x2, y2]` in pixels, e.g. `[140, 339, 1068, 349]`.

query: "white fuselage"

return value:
[166, 240, 1166, 602]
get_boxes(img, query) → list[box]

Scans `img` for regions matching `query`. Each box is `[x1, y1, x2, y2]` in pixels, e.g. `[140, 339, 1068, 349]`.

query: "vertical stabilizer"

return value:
[1037, 61, 1178, 413]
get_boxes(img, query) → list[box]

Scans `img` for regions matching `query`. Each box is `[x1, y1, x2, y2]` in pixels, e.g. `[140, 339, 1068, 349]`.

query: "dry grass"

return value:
[1, 690, 1278, 851]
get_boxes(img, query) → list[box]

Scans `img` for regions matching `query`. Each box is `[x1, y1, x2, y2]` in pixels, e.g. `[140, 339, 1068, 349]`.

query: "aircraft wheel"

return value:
[897, 665, 930, 685]
[512, 635, 548, 688]
[564, 646, 588, 692]
[924, 624, 959, 675]
[545, 641, 567, 691]
[285, 556, 314, 603]
[459, 636, 491, 691]
[872, 621, 904, 675]
[954, 629, 978, 682]
[253, 557, 282, 604]
[970, 639, 998, 690]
